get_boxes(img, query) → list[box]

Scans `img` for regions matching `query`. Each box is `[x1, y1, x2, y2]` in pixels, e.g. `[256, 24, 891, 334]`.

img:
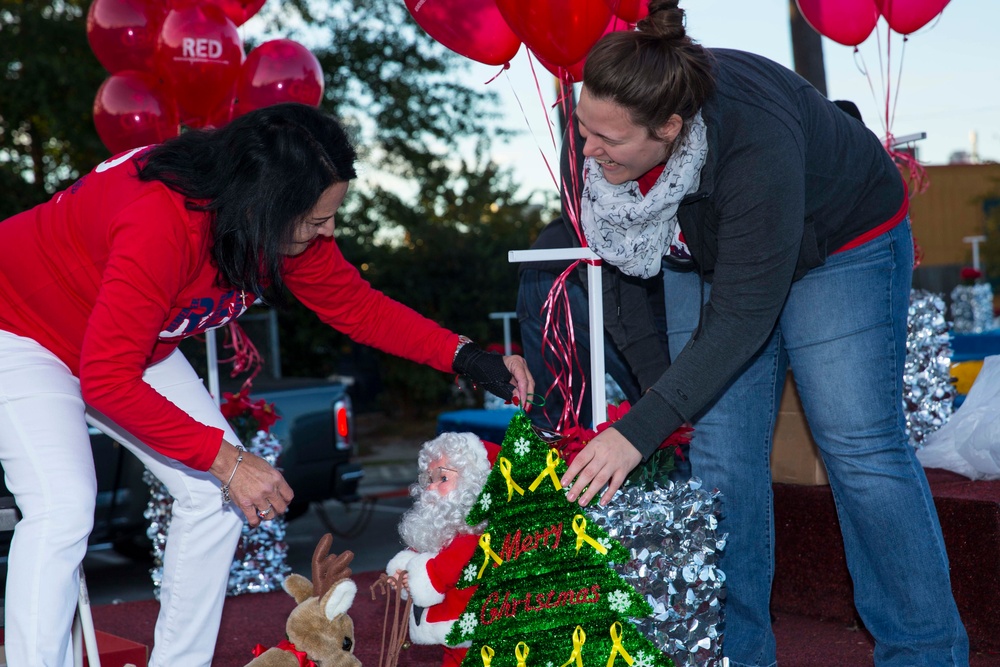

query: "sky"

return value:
[456, 0, 1000, 198]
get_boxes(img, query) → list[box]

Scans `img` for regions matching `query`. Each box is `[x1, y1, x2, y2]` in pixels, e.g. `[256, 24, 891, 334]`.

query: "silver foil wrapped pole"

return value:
[904, 290, 955, 448]
[144, 429, 291, 598]
[587, 478, 726, 667]
[949, 283, 994, 334]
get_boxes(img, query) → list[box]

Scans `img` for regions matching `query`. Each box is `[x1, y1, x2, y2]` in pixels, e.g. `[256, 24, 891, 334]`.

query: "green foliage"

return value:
[0, 0, 108, 219]
[251, 0, 515, 176]
[2, 0, 557, 415]
[278, 144, 551, 416]
[625, 447, 677, 490]
[254, 0, 558, 414]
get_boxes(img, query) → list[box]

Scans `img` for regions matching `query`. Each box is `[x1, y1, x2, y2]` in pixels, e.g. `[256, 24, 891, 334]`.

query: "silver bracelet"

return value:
[220, 445, 246, 504]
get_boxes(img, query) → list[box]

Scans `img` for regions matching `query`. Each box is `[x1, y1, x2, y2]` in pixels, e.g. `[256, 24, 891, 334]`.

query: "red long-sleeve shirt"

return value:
[0, 149, 458, 470]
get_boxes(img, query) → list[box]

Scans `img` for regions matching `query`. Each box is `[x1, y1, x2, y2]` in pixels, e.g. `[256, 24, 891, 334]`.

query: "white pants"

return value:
[0, 331, 244, 667]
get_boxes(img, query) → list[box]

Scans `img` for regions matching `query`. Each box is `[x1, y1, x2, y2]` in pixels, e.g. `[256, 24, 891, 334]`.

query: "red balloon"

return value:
[220, 0, 267, 26]
[538, 57, 584, 85]
[171, 0, 267, 28]
[154, 5, 244, 127]
[203, 84, 237, 128]
[86, 0, 167, 74]
[603, 0, 648, 23]
[536, 14, 633, 84]
[232, 40, 324, 119]
[93, 70, 180, 154]
[405, 0, 521, 66]
[496, 0, 613, 67]
[876, 0, 949, 35]
[795, 0, 880, 46]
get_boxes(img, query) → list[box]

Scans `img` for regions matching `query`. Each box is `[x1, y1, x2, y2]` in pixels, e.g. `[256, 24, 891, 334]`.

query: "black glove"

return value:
[453, 342, 515, 401]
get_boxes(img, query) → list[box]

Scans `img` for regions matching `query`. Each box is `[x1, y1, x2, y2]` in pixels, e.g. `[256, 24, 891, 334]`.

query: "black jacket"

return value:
[614, 49, 907, 457]
[522, 98, 672, 395]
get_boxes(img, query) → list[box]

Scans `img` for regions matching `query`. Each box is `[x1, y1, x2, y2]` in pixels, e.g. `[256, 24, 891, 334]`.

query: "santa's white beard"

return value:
[398, 489, 473, 554]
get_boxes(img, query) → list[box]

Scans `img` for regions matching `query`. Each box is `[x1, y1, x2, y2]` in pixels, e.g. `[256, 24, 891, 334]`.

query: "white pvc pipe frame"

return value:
[204, 247, 608, 426]
[509, 247, 607, 427]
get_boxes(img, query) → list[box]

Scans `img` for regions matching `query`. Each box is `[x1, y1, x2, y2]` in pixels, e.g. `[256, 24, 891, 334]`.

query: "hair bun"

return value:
[637, 0, 687, 42]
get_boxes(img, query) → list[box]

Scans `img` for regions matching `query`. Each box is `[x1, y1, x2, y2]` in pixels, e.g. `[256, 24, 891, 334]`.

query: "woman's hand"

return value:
[502, 354, 534, 408]
[210, 441, 294, 527]
[454, 342, 534, 406]
[559, 427, 641, 506]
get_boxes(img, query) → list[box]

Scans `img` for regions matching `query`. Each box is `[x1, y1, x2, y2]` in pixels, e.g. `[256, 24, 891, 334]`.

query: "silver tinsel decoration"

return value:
[904, 290, 954, 448]
[144, 429, 291, 598]
[587, 478, 726, 667]
[949, 283, 994, 334]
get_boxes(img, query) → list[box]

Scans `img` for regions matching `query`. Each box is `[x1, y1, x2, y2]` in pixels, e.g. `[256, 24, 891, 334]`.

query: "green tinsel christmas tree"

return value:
[445, 410, 675, 667]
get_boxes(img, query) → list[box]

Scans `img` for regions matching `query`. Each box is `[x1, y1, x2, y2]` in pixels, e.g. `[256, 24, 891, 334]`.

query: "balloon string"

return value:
[855, 26, 924, 199]
[863, 22, 928, 268]
[558, 84, 587, 248]
[881, 27, 927, 201]
[502, 65, 559, 189]
[883, 22, 892, 140]
[866, 23, 889, 138]
[539, 261, 588, 434]
[853, 47, 885, 139]
[888, 36, 908, 135]
[886, 139, 929, 198]
[218, 320, 264, 392]
[483, 61, 510, 86]
[543, 82, 593, 433]
[525, 50, 560, 153]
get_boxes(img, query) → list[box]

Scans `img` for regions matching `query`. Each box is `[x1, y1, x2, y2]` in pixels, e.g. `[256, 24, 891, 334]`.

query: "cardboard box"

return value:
[771, 371, 829, 486]
[83, 631, 148, 667]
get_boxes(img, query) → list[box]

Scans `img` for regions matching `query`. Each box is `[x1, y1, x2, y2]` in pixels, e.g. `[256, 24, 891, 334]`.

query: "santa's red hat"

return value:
[483, 441, 501, 467]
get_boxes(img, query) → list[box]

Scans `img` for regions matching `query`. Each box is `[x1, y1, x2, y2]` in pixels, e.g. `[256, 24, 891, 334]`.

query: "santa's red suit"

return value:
[387, 532, 481, 667]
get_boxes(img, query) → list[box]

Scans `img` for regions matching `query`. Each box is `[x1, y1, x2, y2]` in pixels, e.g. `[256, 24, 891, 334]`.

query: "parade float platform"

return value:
[60, 557, 998, 667]
[772, 467, 1000, 655]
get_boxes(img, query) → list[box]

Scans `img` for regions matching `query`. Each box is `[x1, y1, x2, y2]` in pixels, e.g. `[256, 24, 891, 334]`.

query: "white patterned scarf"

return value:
[580, 111, 708, 278]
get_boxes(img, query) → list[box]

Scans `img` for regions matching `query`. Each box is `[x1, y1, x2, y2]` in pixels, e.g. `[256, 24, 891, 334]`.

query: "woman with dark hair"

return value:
[0, 102, 532, 667]
[558, 2, 968, 665]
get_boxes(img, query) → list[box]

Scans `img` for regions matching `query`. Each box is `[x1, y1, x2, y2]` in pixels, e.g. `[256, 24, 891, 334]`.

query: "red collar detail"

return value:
[637, 164, 666, 196]
[251, 639, 317, 667]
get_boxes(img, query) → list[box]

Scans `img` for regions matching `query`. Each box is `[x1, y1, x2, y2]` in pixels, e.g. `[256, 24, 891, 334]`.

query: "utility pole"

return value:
[788, 0, 827, 96]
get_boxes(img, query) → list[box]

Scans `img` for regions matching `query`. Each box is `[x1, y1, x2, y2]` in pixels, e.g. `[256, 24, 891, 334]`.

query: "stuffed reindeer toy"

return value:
[246, 533, 362, 667]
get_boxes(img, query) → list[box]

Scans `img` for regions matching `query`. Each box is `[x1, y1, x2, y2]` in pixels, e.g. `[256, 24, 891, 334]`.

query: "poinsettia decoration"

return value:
[220, 388, 280, 443]
[558, 401, 693, 489]
[960, 266, 983, 286]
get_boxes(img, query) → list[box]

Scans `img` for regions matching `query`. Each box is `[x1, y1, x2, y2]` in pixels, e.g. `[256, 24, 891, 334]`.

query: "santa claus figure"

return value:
[387, 431, 498, 667]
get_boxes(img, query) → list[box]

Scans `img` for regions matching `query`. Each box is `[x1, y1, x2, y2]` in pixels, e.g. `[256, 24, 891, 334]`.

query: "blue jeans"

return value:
[517, 268, 642, 431]
[664, 220, 968, 667]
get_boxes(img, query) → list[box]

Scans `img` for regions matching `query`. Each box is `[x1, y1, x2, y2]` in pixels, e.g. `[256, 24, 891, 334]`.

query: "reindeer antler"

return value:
[311, 533, 355, 598]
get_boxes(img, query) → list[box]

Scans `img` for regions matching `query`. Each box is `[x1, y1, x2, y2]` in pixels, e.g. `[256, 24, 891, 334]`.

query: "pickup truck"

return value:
[0, 311, 364, 558]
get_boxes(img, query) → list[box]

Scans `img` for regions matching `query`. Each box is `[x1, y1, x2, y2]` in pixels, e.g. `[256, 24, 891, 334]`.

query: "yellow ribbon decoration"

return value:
[529, 449, 564, 492]
[477, 533, 503, 578]
[515, 642, 530, 667]
[481, 646, 495, 667]
[559, 626, 586, 667]
[572, 514, 608, 555]
[499, 457, 525, 501]
[606, 622, 634, 667]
